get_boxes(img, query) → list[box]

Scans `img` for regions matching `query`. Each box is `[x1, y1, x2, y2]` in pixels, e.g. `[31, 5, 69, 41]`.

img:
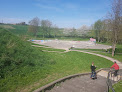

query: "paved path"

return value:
[45, 74, 107, 92]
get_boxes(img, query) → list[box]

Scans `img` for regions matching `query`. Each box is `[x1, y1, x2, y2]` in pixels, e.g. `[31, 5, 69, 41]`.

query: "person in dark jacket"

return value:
[90, 62, 97, 79]
[110, 61, 119, 76]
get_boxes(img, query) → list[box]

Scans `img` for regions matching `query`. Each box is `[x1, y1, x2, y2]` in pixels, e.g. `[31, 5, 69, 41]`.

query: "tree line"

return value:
[28, 17, 63, 38]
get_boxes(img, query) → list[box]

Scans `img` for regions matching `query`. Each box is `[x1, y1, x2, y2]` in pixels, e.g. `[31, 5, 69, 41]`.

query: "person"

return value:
[90, 62, 97, 79]
[110, 61, 119, 76]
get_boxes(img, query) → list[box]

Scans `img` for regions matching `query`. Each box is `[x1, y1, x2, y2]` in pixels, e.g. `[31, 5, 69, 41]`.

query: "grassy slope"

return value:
[73, 44, 122, 62]
[110, 81, 122, 92]
[10, 25, 28, 35]
[0, 28, 51, 92]
[0, 24, 28, 35]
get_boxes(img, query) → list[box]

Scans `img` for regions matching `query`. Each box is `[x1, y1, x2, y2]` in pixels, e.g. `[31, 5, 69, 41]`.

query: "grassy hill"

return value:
[10, 24, 28, 35]
[0, 28, 51, 92]
[0, 24, 28, 35]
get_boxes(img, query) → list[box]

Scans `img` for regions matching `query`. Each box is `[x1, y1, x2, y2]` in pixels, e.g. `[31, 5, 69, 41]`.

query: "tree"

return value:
[69, 27, 78, 37]
[28, 17, 40, 37]
[88, 24, 95, 38]
[77, 25, 90, 37]
[102, 19, 112, 42]
[109, 0, 122, 56]
[94, 20, 103, 42]
[52, 24, 59, 38]
[41, 20, 52, 38]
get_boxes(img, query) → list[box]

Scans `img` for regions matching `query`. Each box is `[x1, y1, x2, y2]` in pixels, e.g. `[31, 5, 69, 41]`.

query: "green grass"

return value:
[30, 51, 113, 92]
[0, 25, 15, 29]
[0, 27, 116, 92]
[31, 43, 49, 47]
[34, 46, 66, 52]
[72, 44, 122, 62]
[10, 25, 28, 35]
[93, 52, 122, 62]
[0, 30, 113, 92]
[0, 28, 51, 92]
[73, 48, 106, 52]
[31, 43, 66, 52]
[110, 81, 122, 92]
[1, 51, 113, 92]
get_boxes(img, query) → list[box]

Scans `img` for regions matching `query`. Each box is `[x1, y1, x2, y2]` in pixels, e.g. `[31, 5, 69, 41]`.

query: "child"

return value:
[90, 62, 97, 79]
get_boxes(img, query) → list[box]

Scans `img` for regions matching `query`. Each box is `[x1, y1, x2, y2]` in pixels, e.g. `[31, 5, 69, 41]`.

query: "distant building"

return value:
[16, 22, 27, 25]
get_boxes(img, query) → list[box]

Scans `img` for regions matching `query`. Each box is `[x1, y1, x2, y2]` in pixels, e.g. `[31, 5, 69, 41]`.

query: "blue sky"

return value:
[0, 0, 111, 28]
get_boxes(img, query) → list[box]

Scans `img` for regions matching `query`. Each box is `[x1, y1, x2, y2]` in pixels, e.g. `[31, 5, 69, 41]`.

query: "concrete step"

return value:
[97, 70, 121, 81]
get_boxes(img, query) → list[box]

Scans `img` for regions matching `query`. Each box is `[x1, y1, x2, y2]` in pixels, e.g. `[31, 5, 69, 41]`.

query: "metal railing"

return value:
[106, 70, 115, 92]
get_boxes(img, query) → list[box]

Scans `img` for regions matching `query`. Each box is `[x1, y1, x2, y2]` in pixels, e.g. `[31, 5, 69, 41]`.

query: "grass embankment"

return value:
[110, 81, 122, 92]
[10, 25, 28, 35]
[0, 24, 28, 35]
[0, 28, 113, 92]
[32, 43, 66, 52]
[0, 28, 50, 92]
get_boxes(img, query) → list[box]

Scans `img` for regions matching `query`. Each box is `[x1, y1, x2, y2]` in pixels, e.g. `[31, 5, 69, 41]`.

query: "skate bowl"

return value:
[31, 40, 112, 50]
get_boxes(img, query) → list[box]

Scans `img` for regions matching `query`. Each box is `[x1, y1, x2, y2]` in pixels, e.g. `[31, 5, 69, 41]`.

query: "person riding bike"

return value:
[110, 61, 119, 77]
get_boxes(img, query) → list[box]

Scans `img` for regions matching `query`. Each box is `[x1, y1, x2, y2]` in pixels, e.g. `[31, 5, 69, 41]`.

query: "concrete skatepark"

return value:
[32, 40, 112, 50]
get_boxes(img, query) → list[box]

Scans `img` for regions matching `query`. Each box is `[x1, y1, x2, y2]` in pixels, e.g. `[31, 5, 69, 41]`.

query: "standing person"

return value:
[110, 61, 119, 76]
[90, 62, 97, 79]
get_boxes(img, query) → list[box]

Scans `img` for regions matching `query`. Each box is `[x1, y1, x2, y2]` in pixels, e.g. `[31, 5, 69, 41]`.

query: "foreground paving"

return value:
[45, 74, 107, 92]
[45, 69, 122, 92]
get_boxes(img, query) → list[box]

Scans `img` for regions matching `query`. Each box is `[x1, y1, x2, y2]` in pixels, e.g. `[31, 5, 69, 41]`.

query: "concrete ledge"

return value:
[33, 68, 107, 92]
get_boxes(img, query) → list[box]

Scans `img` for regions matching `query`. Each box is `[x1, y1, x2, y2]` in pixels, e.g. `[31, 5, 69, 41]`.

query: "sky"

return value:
[0, 0, 111, 28]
